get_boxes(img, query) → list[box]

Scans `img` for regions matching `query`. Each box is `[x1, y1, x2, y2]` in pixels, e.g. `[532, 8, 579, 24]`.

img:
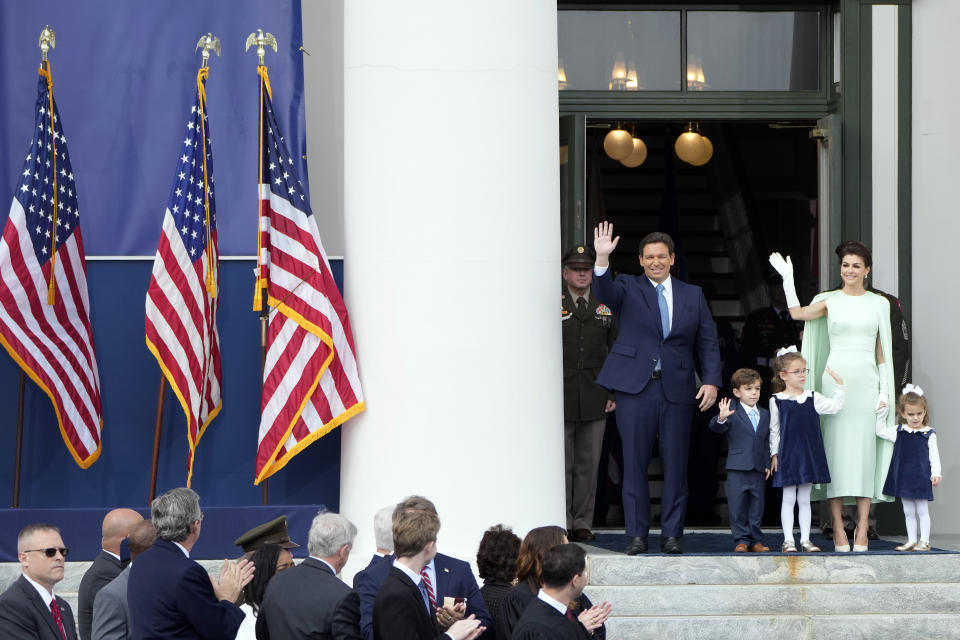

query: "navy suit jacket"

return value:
[0, 575, 78, 640]
[127, 538, 244, 640]
[593, 271, 721, 402]
[708, 401, 771, 472]
[372, 567, 445, 640]
[357, 553, 490, 640]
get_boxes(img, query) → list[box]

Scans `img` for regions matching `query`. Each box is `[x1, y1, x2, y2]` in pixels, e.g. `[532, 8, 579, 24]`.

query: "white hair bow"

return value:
[776, 345, 798, 357]
[902, 383, 925, 397]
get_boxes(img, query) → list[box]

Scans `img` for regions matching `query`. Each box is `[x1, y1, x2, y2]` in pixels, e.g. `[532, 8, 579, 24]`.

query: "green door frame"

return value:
[558, 1, 912, 324]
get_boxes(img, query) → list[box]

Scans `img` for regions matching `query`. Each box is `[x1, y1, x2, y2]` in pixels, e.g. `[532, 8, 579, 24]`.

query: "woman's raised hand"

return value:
[594, 221, 620, 259]
[768, 252, 794, 280]
[768, 252, 801, 309]
[824, 366, 844, 386]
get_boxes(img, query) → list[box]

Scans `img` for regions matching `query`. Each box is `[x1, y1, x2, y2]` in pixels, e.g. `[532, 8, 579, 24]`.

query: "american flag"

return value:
[145, 70, 222, 486]
[0, 66, 102, 468]
[254, 69, 364, 484]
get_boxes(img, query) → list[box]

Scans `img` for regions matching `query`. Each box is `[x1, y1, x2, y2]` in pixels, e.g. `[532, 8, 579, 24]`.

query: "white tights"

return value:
[902, 498, 931, 543]
[781, 484, 813, 542]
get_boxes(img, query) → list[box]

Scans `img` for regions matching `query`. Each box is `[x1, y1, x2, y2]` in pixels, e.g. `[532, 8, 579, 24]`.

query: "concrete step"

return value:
[605, 613, 960, 640]
[587, 551, 960, 586]
[585, 551, 960, 640]
[585, 582, 960, 616]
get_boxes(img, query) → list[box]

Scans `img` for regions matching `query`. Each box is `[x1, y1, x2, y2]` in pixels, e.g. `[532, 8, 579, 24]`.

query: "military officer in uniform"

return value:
[561, 245, 616, 542]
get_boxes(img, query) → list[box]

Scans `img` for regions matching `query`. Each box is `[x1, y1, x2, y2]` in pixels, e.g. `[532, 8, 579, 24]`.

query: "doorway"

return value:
[572, 119, 822, 528]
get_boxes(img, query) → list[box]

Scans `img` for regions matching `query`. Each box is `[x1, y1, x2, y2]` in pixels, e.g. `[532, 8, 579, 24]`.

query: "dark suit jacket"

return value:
[372, 567, 445, 640]
[91, 566, 130, 640]
[78, 550, 124, 640]
[593, 271, 721, 402]
[353, 554, 389, 589]
[358, 554, 490, 640]
[256, 556, 361, 640]
[498, 583, 602, 640]
[127, 538, 244, 640]
[511, 597, 590, 640]
[708, 401, 771, 472]
[0, 575, 78, 640]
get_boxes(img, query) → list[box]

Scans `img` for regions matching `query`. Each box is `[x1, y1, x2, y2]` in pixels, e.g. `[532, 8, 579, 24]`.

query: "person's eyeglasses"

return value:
[23, 547, 69, 558]
[786, 368, 810, 375]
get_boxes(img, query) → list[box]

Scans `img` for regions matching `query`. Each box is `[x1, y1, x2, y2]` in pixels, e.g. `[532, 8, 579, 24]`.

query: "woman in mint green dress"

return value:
[769, 242, 895, 552]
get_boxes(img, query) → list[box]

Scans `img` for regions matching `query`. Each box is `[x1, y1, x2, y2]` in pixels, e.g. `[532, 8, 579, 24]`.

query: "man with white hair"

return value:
[0, 523, 77, 639]
[353, 504, 395, 589]
[256, 511, 362, 639]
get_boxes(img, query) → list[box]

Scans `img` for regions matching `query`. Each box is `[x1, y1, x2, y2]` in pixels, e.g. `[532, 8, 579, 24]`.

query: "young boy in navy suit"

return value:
[709, 369, 772, 552]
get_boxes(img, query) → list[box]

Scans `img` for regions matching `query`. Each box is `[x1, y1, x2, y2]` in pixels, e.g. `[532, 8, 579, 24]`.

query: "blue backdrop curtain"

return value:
[0, 0, 343, 510]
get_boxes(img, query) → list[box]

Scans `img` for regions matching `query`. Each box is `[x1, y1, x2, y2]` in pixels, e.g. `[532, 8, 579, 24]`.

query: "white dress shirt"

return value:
[768, 387, 845, 457]
[536, 588, 569, 615]
[22, 573, 55, 603]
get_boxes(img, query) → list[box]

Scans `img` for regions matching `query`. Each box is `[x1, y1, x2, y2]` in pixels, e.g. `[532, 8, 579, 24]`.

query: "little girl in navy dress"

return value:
[769, 347, 845, 552]
[877, 384, 942, 551]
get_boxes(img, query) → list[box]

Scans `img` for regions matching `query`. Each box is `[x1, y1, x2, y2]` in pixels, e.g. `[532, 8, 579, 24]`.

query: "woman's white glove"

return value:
[768, 253, 801, 308]
[876, 363, 890, 418]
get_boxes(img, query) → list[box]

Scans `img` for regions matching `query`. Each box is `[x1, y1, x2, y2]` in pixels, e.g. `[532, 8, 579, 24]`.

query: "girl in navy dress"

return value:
[877, 385, 942, 551]
[769, 347, 845, 552]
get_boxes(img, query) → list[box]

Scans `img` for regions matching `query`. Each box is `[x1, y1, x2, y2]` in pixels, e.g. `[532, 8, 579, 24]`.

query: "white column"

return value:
[913, 0, 960, 535]
[340, 1, 564, 578]
[871, 5, 898, 294]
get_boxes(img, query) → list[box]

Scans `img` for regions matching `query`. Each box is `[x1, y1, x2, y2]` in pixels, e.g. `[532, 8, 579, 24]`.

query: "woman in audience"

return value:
[235, 543, 294, 639]
[498, 526, 608, 639]
[476, 524, 522, 638]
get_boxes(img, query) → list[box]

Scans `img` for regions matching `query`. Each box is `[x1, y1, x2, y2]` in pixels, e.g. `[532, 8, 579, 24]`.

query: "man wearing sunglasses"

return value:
[0, 523, 77, 639]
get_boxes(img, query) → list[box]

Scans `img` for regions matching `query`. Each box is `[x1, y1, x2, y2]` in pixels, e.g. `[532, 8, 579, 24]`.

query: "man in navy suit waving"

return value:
[593, 223, 721, 555]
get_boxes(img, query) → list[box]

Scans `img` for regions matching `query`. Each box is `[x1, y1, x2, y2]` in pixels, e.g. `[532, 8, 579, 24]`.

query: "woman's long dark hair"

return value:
[242, 543, 286, 615]
[515, 525, 567, 593]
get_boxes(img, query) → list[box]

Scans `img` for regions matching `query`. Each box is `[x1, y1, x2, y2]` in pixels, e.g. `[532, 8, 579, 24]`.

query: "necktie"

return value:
[565, 607, 576, 622]
[50, 599, 67, 640]
[576, 297, 587, 314]
[657, 284, 670, 338]
[417, 579, 431, 614]
[749, 408, 759, 432]
[419, 567, 437, 610]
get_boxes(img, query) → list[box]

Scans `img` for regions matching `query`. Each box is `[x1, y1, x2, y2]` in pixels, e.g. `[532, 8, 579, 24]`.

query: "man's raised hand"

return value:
[594, 221, 620, 266]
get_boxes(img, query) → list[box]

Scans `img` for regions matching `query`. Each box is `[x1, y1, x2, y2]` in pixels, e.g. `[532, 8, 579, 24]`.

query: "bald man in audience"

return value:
[78, 509, 144, 640]
[0, 523, 77, 639]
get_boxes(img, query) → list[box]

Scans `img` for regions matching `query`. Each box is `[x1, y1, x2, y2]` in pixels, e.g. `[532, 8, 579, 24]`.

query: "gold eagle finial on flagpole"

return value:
[39, 25, 55, 62]
[245, 29, 277, 66]
[195, 33, 221, 68]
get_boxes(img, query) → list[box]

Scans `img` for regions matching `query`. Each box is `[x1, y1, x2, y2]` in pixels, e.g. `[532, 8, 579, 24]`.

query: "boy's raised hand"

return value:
[717, 397, 734, 421]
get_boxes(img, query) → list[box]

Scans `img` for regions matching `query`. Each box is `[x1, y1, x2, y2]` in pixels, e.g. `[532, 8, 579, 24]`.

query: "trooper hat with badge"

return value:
[562, 244, 596, 269]
[234, 515, 300, 558]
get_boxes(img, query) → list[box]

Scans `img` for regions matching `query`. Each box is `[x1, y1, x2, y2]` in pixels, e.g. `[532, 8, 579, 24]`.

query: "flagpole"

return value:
[148, 376, 167, 503]
[261, 292, 269, 505]
[248, 29, 277, 505]
[11, 371, 25, 508]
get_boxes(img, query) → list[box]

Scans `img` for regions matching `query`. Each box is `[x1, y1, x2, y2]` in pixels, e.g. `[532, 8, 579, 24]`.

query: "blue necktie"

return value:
[657, 283, 670, 338]
[418, 579, 431, 614]
[749, 408, 759, 432]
